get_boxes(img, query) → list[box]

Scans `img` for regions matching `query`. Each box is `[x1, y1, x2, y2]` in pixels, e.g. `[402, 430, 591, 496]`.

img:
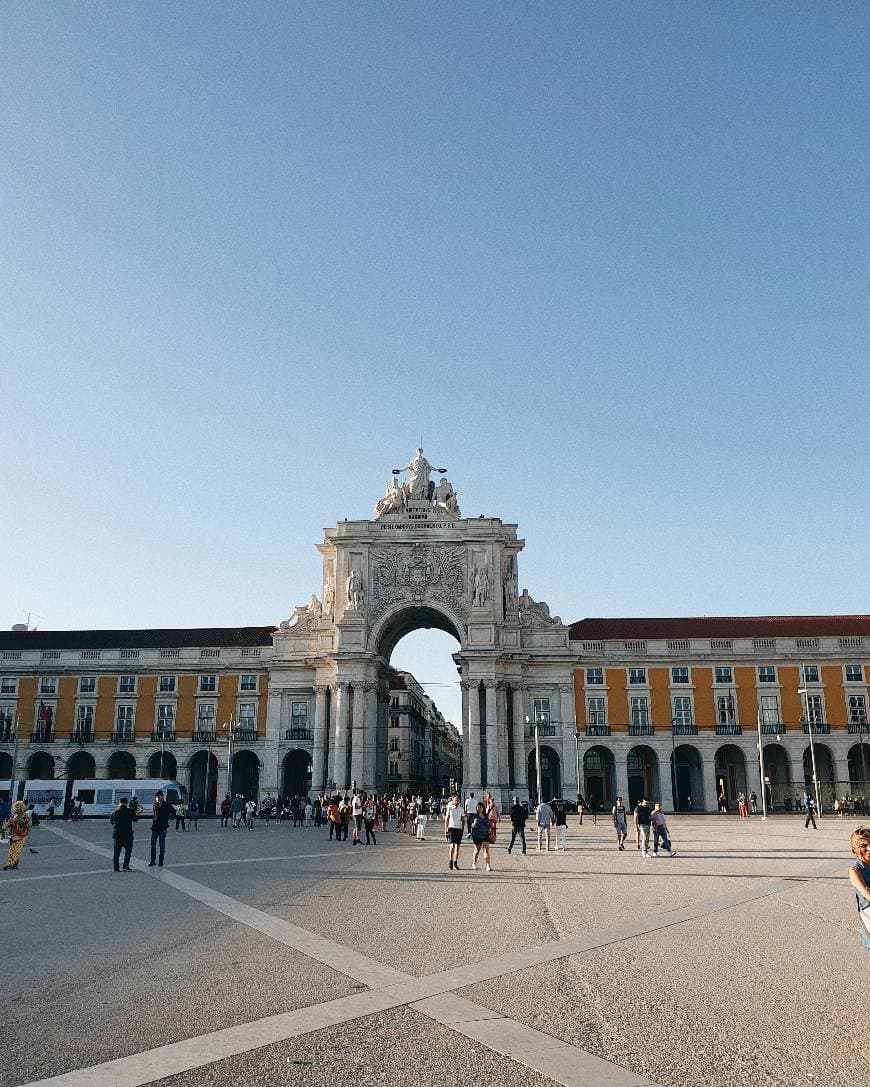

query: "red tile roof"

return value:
[569, 615, 870, 641]
[0, 626, 276, 651]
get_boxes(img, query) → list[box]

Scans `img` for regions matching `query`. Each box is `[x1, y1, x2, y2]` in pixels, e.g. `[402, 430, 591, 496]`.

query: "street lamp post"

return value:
[755, 708, 767, 820]
[222, 714, 236, 801]
[7, 713, 21, 806]
[798, 675, 822, 817]
[573, 724, 581, 800]
[525, 713, 543, 802]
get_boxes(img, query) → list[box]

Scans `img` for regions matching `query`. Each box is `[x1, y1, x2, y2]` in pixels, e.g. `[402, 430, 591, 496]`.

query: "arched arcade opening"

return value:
[148, 751, 178, 780]
[715, 745, 747, 809]
[67, 751, 96, 781]
[527, 745, 561, 802]
[803, 743, 836, 809]
[282, 749, 312, 799]
[188, 750, 219, 813]
[231, 750, 260, 801]
[627, 745, 660, 808]
[671, 744, 703, 811]
[761, 743, 790, 811]
[107, 751, 136, 779]
[583, 745, 614, 810]
[28, 751, 55, 779]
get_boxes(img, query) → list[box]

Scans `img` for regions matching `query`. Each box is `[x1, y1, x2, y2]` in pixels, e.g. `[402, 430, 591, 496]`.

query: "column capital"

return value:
[336, 680, 350, 692]
[483, 679, 498, 690]
[315, 684, 330, 696]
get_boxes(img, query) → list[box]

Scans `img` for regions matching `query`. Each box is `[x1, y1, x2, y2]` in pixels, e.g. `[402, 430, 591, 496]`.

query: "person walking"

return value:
[2, 801, 32, 871]
[363, 794, 378, 845]
[327, 797, 342, 842]
[464, 791, 476, 839]
[415, 800, 428, 841]
[848, 826, 870, 951]
[468, 801, 493, 872]
[175, 804, 186, 832]
[576, 794, 585, 826]
[148, 790, 175, 867]
[339, 796, 350, 840]
[220, 795, 231, 828]
[506, 796, 527, 855]
[444, 792, 465, 870]
[805, 795, 818, 830]
[231, 794, 243, 828]
[634, 797, 653, 857]
[187, 798, 199, 831]
[553, 800, 568, 851]
[110, 795, 139, 871]
[612, 796, 628, 851]
[351, 791, 365, 845]
[535, 797, 554, 852]
[650, 802, 676, 857]
[244, 798, 256, 829]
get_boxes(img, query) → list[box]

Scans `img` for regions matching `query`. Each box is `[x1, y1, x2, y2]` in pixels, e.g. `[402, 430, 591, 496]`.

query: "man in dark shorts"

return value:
[444, 792, 465, 870]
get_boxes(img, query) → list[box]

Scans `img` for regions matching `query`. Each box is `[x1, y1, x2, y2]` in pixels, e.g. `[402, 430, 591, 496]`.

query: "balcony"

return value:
[526, 723, 557, 738]
[0, 727, 13, 743]
[285, 728, 314, 742]
[71, 728, 94, 744]
[760, 722, 785, 735]
[628, 724, 655, 737]
[671, 723, 698, 736]
[802, 722, 830, 735]
[715, 723, 742, 736]
[111, 730, 135, 743]
[151, 730, 175, 743]
[584, 723, 611, 737]
[191, 730, 217, 744]
[848, 721, 870, 735]
[234, 728, 259, 742]
[30, 730, 54, 743]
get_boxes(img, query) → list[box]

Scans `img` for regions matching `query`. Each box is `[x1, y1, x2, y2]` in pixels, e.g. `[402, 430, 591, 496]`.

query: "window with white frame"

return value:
[714, 666, 732, 685]
[40, 676, 58, 695]
[291, 701, 309, 732]
[848, 695, 867, 725]
[845, 665, 864, 683]
[156, 704, 175, 737]
[389, 761, 399, 777]
[0, 706, 14, 736]
[716, 693, 737, 724]
[76, 705, 94, 732]
[802, 665, 819, 684]
[672, 696, 693, 728]
[585, 667, 604, 685]
[240, 674, 257, 692]
[118, 675, 136, 694]
[628, 667, 647, 685]
[0, 677, 17, 695]
[757, 666, 776, 684]
[630, 696, 650, 728]
[79, 676, 96, 694]
[238, 703, 256, 731]
[586, 697, 606, 726]
[671, 667, 689, 685]
[196, 703, 216, 734]
[532, 697, 550, 724]
[115, 705, 134, 737]
[760, 694, 780, 726]
[199, 675, 216, 693]
[804, 694, 824, 724]
[158, 675, 176, 693]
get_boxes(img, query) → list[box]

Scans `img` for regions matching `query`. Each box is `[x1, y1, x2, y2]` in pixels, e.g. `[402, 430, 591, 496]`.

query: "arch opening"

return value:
[107, 751, 136, 780]
[148, 751, 178, 780]
[671, 744, 703, 811]
[714, 744, 747, 809]
[527, 745, 561, 802]
[803, 743, 835, 809]
[627, 745, 660, 808]
[282, 749, 312, 799]
[761, 742, 791, 811]
[67, 751, 96, 781]
[231, 750, 260, 801]
[583, 745, 615, 810]
[188, 750, 220, 813]
[28, 751, 55, 779]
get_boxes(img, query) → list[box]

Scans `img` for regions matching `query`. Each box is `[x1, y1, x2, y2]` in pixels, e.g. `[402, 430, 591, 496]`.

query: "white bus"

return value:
[69, 779, 187, 817]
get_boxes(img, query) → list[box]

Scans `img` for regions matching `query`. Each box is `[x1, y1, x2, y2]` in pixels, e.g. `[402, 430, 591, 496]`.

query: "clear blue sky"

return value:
[3, 3, 868, 727]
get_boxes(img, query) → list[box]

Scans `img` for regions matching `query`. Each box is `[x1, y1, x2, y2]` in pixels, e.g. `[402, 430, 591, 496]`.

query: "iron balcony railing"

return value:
[30, 729, 54, 743]
[151, 730, 175, 742]
[760, 722, 786, 735]
[234, 728, 259, 742]
[285, 728, 314, 741]
[0, 727, 14, 743]
[526, 723, 557, 737]
[715, 722, 742, 736]
[671, 722, 698, 736]
[628, 724, 655, 737]
[191, 730, 217, 743]
[802, 722, 830, 735]
[111, 729, 135, 743]
[584, 723, 611, 737]
[847, 721, 869, 734]
[71, 728, 94, 743]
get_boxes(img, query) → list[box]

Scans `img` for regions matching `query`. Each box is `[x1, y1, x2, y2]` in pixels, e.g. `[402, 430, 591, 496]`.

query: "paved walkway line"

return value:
[412, 995, 659, 1087]
[1, 867, 111, 884]
[44, 825, 408, 989]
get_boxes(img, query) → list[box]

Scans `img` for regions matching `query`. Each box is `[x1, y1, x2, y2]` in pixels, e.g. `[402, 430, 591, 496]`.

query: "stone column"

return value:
[513, 685, 527, 795]
[328, 682, 349, 792]
[350, 683, 366, 791]
[263, 687, 283, 797]
[658, 751, 675, 812]
[484, 680, 499, 794]
[467, 681, 482, 796]
[614, 747, 630, 808]
[363, 682, 378, 792]
[702, 752, 720, 814]
[460, 681, 471, 791]
[311, 685, 329, 793]
[496, 683, 510, 802]
[559, 682, 578, 799]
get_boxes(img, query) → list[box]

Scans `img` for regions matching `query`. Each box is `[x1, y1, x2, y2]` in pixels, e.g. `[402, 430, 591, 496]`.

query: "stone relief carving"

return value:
[346, 569, 364, 612]
[503, 555, 518, 618]
[323, 576, 335, 620]
[369, 545, 469, 625]
[518, 588, 562, 627]
[279, 593, 323, 633]
[472, 560, 489, 608]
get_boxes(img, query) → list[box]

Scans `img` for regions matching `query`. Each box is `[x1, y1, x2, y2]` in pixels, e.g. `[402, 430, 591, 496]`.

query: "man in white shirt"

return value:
[535, 799, 554, 852]
[464, 791, 476, 840]
[351, 791, 364, 845]
[444, 793, 465, 870]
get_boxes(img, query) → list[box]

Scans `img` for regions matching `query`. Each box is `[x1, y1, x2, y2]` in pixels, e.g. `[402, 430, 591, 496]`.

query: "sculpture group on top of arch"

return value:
[374, 447, 460, 519]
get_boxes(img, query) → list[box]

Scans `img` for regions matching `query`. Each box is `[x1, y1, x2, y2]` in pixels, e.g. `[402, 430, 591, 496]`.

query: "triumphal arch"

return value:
[269, 448, 575, 805]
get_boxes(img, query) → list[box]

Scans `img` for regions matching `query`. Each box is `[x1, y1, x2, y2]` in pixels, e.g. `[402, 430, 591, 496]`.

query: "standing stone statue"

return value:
[394, 448, 446, 502]
[472, 563, 489, 608]
[323, 577, 335, 618]
[346, 569, 364, 611]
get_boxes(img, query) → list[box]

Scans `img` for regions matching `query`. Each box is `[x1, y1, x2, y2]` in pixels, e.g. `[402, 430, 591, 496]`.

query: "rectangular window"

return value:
[802, 665, 819, 684]
[757, 666, 776, 684]
[760, 694, 780, 726]
[585, 667, 604, 685]
[156, 704, 175, 737]
[40, 676, 58, 695]
[0, 677, 17, 695]
[805, 694, 824, 724]
[158, 675, 176, 693]
[0, 705, 14, 732]
[389, 737, 399, 752]
[389, 761, 399, 777]
[390, 715, 399, 728]
[199, 675, 216, 693]
[586, 697, 606, 726]
[714, 666, 732, 685]
[671, 667, 689, 685]
[672, 696, 693, 728]
[79, 676, 96, 694]
[116, 705, 134, 737]
[628, 667, 647, 685]
[118, 675, 136, 694]
[845, 665, 864, 683]
[630, 696, 650, 728]
[848, 695, 867, 725]
[532, 697, 550, 724]
[76, 705, 94, 729]
[717, 693, 736, 724]
[238, 703, 256, 730]
[197, 704, 216, 732]
[291, 701, 309, 731]
[240, 674, 257, 692]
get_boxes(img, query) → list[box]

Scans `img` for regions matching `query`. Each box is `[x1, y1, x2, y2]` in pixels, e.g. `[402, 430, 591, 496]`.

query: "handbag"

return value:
[487, 823, 497, 844]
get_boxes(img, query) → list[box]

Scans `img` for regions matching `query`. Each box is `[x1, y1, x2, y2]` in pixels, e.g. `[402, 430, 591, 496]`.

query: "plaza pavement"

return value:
[0, 811, 865, 1087]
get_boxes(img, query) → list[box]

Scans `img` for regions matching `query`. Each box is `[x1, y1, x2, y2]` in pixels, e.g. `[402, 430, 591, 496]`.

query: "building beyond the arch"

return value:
[1, 450, 868, 813]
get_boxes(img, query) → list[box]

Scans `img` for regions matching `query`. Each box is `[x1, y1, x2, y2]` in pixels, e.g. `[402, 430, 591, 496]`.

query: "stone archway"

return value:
[282, 749, 312, 799]
[188, 750, 219, 813]
[27, 751, 55, 779]
[715, 744, 747, 808]
[803, 743, 836, 809]
[762, 743, 790, 811]
[627, 745, 660, 808]
[848, 742, 869, 795]
[671, 744, 703, 811]
[148, 751, 178, 780]
[232, 750, 260, 801]
[67, 751, 96, 781]
[107, 751, 136, 779]
[527, 745, 561, 802]
[583, 745, 615, 809]
[0, 751, 13, 780]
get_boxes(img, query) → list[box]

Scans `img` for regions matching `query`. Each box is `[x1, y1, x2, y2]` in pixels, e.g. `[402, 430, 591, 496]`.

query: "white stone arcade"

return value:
[270, 449, 573, 805]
